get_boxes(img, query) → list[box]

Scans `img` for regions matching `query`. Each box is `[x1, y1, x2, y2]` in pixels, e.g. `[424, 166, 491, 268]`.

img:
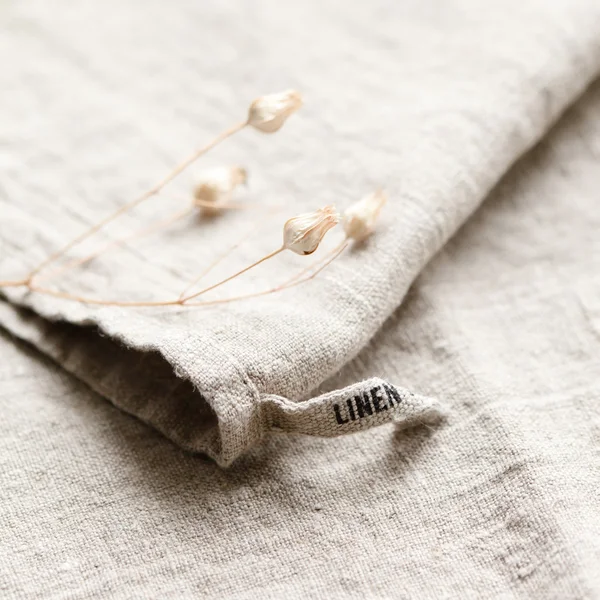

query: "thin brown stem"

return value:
[180, 246, 285, 303]
[27, 120, 248, 283]
[277, 243, 339, 288]
[177, 210, 280, 300]
[0, 279, 28, 288]
[35, 206, 195, 285]
[28, 284, 181, 307]
[25, 240, 347, 308]
[186, 239, 349, 307]
[194, 199, 259, 210]
[277, 239, 349, 290]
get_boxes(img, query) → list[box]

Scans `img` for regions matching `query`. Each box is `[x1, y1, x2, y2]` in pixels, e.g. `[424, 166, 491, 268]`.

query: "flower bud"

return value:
[343, 189, 387, 241]
[193, 166, 247, 214]
[283, 205, 340, 255]
[247, 90, 303, 133]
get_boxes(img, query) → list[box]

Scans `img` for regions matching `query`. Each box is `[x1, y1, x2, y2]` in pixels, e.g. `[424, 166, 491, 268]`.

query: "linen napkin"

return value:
[1, 0, 600, 464]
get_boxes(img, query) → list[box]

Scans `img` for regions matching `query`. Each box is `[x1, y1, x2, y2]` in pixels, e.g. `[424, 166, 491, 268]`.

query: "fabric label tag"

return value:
[262, 377, 445, 438]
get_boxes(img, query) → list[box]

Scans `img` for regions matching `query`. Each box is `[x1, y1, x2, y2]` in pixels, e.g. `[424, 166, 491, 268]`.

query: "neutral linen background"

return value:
[2, 0, 600, 463]
[3, 81, 600, 597]
[2, 0, 600, 597]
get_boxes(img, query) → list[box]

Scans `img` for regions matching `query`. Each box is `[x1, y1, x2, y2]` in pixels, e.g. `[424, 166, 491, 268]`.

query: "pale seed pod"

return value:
[193, 166, 247, 214]
[343, 189, 387, 241]
[247, 90, 303, 133]
[283, 205, 340, 255]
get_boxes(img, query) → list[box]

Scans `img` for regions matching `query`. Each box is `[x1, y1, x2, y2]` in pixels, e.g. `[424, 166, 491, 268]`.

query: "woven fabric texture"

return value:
[2, 75, 600, 595]
[2, 0, 600, 463]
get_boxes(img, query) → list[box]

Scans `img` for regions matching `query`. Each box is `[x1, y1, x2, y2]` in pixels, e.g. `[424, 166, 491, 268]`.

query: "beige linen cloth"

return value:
[2, 0, 600, 597]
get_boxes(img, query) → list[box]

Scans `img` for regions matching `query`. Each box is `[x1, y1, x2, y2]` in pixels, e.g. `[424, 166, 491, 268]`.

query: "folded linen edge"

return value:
[0, 298, 446, 466]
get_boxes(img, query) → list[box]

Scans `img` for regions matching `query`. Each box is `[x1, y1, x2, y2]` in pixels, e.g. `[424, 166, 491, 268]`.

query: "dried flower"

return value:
[27, 117, 249, 283]
[283, 205, 340, 255]
[193, 166, 247, 213]
[343, 189, 387, 241]
[247, 90, 303, 133]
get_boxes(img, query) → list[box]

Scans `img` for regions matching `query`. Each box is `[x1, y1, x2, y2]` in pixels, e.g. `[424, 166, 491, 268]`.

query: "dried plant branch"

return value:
[193, 199, 257, 210]
[0, 189, 386, 312]
[34, 206, 196, 285]
[178, 219, 264, 301]
[185, 239, 350, 307]
[27, 283, 181, 307]
[180, 247, 286, 303]
[25, 244, 286, 307]
[21, 203, 335, 309]
[34, 193, 259, 286]
[188, 190, 388, 306]
[283, 239, 349, 286]
[25, 90, 304, 285]
[26, 121, 248, 284]
[280, 238, 349, 288]
[0, 85, 391, 318]
[0, 279, 28, 288]
[179, 205, 340, 303]
[28, 239, 349, 309]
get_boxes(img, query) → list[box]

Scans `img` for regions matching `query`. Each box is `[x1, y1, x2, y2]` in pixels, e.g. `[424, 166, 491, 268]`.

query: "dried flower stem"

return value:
[4, 186, 386, 309]
[0, 279, 28, 288]
[35, 206, 195, 285]
[194, 199, 255, 210]
[28, 239, 348, 308]
[27, 283, 181, 307]
[185, 239, 349, 306]
[26, 120, 248, 284]
[179, 206, 339, 303]
[178, 205, 339, 302]
[180, 247, 285, 303]
[34, 197, 257, 286]
[178, 220, 264, 301]
[24, 238, 347, 308]
[282, 238, 349, 287]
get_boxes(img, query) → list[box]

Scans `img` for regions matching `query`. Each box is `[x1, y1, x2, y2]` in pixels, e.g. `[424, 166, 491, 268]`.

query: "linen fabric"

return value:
[3, 78, 600, 594]
[2, 0, 600, 464]
[2, 1, 600, 595]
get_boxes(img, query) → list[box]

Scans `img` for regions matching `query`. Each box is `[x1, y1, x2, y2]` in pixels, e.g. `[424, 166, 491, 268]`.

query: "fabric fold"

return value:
[2, 0, 600, 464]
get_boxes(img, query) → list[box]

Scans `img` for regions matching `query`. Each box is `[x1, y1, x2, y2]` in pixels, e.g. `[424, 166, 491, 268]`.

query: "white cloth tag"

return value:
[262, 378, 446, 437]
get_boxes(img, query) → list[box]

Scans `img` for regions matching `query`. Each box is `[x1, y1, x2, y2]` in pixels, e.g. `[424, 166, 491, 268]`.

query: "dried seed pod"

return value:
[343, 189, 387, 241]
[283, 205, 340, 255]
[193, 166, 247, 214]
[247, 90, 303, 133]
